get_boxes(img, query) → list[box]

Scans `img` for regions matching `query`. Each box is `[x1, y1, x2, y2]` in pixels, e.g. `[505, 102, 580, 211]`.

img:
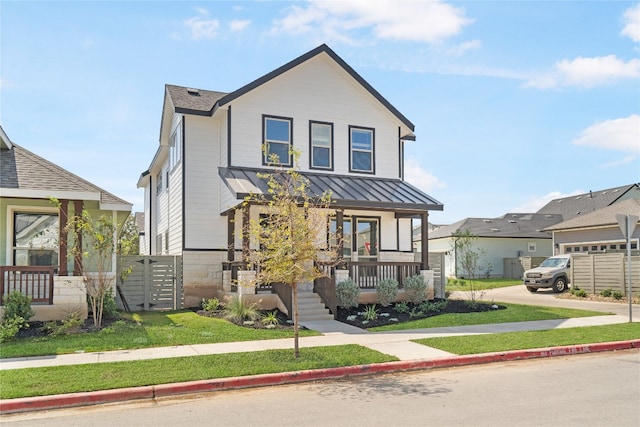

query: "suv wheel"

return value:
[526, 286, 538, 293]
[552, 277, 567, 293]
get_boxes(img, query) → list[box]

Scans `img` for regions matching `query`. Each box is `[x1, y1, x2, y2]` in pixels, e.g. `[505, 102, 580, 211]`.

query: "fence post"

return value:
[143, 258, 150, 311]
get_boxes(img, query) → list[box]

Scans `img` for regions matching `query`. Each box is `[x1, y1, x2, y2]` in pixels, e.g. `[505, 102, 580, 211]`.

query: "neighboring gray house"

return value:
[543, 198, 640, 255]
[428, 213, 564, 279]
[537, 183, 640, 222]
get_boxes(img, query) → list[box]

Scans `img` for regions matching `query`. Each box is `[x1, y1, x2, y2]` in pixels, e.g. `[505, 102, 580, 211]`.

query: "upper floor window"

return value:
[156, 171, 163, 194]
[349, 126, 374, 173]
[310, 121, 333, 170]
[263, 115, 292, 166]
[169, 122, 182, 170]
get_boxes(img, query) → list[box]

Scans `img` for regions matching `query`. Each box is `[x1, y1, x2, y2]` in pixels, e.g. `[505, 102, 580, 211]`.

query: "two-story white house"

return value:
[137, 44, 443, 314]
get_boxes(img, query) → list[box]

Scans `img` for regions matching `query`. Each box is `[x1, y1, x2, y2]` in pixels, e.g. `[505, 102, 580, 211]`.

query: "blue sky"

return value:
[2, 1, 639, 224]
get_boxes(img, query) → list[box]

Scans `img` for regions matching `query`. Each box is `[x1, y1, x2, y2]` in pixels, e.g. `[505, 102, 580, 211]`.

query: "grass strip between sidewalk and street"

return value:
[369, 302, 609, 332]
[0, 345, 397, 399]
[414, 323, 640, 355]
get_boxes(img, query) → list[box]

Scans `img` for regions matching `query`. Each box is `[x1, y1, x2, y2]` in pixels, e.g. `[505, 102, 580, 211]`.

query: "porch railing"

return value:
[0, 266, 55, 305]
[347, 261, 421, 289]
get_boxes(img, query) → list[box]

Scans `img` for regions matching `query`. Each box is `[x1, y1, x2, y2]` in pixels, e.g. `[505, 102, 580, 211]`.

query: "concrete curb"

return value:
[2, 340, 638, 415]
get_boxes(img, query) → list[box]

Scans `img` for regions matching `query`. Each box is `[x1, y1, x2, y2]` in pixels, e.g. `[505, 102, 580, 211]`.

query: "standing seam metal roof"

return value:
[218, 167, 443, 213]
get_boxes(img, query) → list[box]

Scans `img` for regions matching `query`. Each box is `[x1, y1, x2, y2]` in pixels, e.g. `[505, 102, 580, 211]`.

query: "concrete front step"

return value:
[296, 291, 333, 321]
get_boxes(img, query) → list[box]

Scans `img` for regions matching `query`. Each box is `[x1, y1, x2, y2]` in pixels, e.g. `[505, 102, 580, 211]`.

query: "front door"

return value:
[356, 218, 378, 262]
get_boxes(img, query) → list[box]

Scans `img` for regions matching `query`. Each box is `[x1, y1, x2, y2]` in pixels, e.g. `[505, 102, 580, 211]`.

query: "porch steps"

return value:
[297, 292, 333, 321]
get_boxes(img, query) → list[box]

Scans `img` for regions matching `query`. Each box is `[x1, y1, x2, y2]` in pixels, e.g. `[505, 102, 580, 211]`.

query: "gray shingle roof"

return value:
[164, 44, 415, 132]
[219, 167, 443, 213]
[428, 213, 564, 240]
[1, 142, 131, 209]
[536, 184, 640, 221]
[543, 198, 640, 231]
[165, 85, 228, 116]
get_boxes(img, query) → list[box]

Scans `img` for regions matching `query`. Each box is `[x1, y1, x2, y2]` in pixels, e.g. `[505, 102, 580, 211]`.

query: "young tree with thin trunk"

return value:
[451, 228, 486, 308]
[242, 156, 339, 358]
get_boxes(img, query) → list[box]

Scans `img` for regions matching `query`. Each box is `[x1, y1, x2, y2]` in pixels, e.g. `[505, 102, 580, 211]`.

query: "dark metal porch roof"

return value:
[219, 167, 444, 214]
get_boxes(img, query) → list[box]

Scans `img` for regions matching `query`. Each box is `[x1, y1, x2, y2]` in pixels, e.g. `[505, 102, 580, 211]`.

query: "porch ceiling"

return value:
[219, 166, 444, 214]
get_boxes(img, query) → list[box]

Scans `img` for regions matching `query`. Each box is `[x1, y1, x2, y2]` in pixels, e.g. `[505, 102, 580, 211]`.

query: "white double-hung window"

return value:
[310, 121, 333, 170]
[349, 126, 374, 173]
[263, 115, 292, 166]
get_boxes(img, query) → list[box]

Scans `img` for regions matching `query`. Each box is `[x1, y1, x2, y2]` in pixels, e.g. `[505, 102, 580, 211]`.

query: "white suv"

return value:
[522, 254, 571, 293]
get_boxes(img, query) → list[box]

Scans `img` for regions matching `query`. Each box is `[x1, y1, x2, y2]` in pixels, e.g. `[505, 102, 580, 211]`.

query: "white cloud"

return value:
[229, 19, 251, 32]
[271, 0, 472, 44]
[404, 159, 446, 193]
[445, 40, 481, 56]
[525, 55, 640, 89]
[621, 3, 640, 42]
[184, 9, 220, 40]
[573, 114, 640, 154]
[599, 155, 638, 169]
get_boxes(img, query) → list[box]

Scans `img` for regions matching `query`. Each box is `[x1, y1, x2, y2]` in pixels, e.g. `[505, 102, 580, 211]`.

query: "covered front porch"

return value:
[218, 167, 444, 319]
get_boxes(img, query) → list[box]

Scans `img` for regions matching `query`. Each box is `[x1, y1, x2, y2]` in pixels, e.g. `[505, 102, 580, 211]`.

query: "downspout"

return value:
[112, 210, 118, 273]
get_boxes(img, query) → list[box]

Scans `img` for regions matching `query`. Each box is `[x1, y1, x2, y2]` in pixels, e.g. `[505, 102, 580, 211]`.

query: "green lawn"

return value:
[0, 345, 397, 399]
[446, 278, 521, 292]
[369, 302, 609, 332]
[0, 310, 320, 359]
[414, 323, 640, 355]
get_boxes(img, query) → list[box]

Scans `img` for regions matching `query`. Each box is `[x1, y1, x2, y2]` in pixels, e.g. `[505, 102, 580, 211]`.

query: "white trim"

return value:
[5, 204, 59, 266]
[1, 188, 100, 201]
[99, 202, 132, 212]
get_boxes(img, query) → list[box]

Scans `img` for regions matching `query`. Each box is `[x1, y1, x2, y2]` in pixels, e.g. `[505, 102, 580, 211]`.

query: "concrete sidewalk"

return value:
[0, 314, 633, 371]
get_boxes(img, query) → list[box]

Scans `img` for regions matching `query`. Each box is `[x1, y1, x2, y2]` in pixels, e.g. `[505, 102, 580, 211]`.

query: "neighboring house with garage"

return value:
[137, 44, 444, 318]
[428, 213, 564, 280]
[0, 125, 132, 320]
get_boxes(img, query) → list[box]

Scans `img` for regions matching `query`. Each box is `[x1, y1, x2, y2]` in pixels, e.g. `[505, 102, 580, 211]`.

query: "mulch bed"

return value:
[336, 299, 505, 329]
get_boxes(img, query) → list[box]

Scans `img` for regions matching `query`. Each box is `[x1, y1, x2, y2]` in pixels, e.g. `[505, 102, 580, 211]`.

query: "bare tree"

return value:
[451, 228, 486, 307]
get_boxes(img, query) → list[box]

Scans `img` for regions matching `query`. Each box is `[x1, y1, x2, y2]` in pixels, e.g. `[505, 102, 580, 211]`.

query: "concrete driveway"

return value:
[450, 285, 639, 320]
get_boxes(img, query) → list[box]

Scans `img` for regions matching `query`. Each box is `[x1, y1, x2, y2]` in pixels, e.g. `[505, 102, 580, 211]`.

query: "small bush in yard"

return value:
[3, 291, 35, 324]
[202, 297, 221, 312]
[571, 287, 587, 298]
[376, 278, 398, 307]
[222, 296, 262, 323]
[599, 288, 613, 298]
[336, 279, 360, 308]
[611, 290, 623, 300]
[362, 304, 379, 321]
[0, 316, 25, 343]
[404, 275, 427, 304]
[394, 301, 409, 313]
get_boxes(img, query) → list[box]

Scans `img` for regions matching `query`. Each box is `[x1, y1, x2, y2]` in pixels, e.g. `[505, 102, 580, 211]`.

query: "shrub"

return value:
[2, 291, 35, 325]
[599, 288, 613, 298]
[394, 301, 409, 313]
[362, 304, 379, 321]
[612, 290, 623, 300]
[571, 287, 587, 298]
[0, 316, 25, 343]
[261, 310, 280, 326]
[222, 296, 262, 323]
[201, 297, 221, 312]
[404, 275, 427, 304]
[102, 289, 119, 320]
[43, 311, 83, 336]
[336, 279, 360, 308]
[409, 307, 423, 318]
[376, 278, 398, 307]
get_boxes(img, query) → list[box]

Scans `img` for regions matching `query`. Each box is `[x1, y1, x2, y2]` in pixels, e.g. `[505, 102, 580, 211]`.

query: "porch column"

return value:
[227, 210, 235, 262]
[58, 199, 69, 276]
[242, 205, 250, 266]
[73, 200, 83, 276]
[336, 209, 344, 264]
[421, 211, 429, 270]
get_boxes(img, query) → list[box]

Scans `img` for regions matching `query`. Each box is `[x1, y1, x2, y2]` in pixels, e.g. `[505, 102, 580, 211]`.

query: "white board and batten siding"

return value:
[227, 55, 406, 178]
[183, 115, 227, 249]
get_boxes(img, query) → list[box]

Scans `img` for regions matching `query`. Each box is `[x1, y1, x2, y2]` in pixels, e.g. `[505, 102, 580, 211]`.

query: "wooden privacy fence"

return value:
[571, 253, 640, 296]
[0, 266, 55, 304]
[117, 256, 183, 311]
